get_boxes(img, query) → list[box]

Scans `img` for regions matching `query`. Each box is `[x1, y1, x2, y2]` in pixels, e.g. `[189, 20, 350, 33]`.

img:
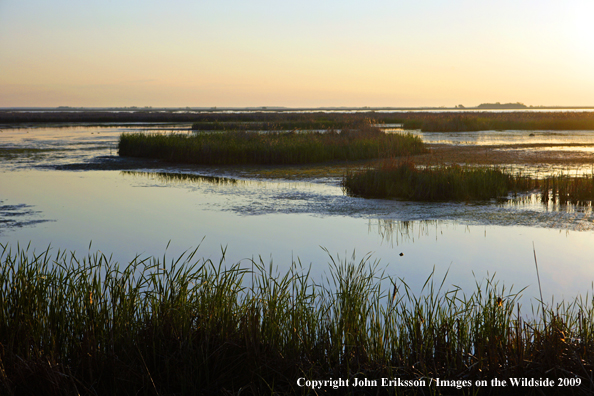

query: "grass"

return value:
[191, 120, 347, 131]
[190, 112, 594, 132]
[343, 160, 594, 204]
[382, 112, 594, 132]
[118, 122, 427, 165]
[6, 110, 594, 132]
[1, 243, 594, 395]
[343, 160, 535, 201]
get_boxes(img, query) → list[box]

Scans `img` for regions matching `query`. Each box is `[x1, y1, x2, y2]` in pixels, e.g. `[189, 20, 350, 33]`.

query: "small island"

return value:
[476, 102, 528, 109]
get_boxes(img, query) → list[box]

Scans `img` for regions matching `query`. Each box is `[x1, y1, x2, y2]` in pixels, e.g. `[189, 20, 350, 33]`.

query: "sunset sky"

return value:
[1, 0, 593, 108]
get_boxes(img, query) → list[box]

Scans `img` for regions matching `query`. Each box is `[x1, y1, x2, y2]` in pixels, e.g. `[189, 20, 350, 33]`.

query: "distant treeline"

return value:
[4, 110, 594, 131]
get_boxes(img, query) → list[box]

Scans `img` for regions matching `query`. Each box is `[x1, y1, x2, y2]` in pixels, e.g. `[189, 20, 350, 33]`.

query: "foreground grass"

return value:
[118, 124, 427, 165]
[343, 160, 594, 204]
[1, 243, 594, 395]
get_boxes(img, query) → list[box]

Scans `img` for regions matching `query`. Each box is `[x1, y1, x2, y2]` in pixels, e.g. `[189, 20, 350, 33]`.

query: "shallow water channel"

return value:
[2, 124, 594, 309]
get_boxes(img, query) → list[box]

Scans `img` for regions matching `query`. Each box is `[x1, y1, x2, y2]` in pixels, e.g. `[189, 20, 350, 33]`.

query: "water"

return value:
[2, 125, 594, 308]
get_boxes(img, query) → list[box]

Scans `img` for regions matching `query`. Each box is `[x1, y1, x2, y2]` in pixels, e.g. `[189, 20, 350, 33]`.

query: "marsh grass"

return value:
[385, 112, 594, 132]
[191, 120, 344, 131]
[342, 160, 536, 201]
[118, 122, 427, 165]
[343, 160, 594, 205]
[5, 110, 594, 132]
[1, 243, 594, 395]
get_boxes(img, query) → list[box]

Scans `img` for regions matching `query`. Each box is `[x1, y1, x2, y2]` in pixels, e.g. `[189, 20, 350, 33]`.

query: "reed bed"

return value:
[343, 161, 594, 204]
[1, 243, 593, 395]
[5, 110, 594, 132]
[392, 112, 594, 132]
[191, 120, 345, 131]
[342, 161, 535, 201]
[189, 112, 594, 132]
[118, 124, 427, 165]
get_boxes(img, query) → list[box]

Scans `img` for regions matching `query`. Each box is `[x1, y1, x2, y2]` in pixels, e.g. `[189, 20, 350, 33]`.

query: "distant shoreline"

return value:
[3, 105, 594, 112]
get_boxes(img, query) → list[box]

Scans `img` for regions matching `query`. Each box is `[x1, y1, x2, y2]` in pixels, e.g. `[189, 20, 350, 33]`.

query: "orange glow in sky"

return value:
[1, 0, 593, 107]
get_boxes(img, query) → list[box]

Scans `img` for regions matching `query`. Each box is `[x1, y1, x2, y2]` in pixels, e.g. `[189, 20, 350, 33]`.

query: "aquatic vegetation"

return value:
[191, 120, 346, 131]
[395, 112, 594, 132]
[118, 124, 427, 165]
[540, 174, 594, 205]
[343, 160, 535, 201]
[5, 109, 594, 132]
[1, 243, 593, 395]
[343, 160, 594, 204]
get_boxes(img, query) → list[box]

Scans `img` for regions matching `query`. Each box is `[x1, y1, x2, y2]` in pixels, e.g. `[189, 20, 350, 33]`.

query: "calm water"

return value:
[2, 125, 594, 308]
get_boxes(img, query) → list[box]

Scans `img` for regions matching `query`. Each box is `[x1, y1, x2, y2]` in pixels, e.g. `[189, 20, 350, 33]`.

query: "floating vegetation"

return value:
[1, 243, 593, 395]
[118, 122, 427, 165]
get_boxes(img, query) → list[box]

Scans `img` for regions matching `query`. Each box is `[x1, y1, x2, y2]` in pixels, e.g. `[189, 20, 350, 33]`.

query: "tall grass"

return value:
[386, 112, 594, 132]
[1, 243, 594, 395]
[343, 160, 535, 201]
[6, 110, 594, 132]
[118, 124, 427, 166]
[343, 160, 594, 204]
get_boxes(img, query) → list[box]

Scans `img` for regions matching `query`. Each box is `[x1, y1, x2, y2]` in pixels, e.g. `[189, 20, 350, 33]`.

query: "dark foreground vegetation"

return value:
[118, 122, 427, 165]
[4, 110, 594, 132]
[343, 160, 594, 204]
[1, 243, 593, 395]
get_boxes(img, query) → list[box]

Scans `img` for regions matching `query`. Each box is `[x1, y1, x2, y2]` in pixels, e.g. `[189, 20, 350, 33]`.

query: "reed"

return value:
[1, 243, 593, 395]
[342, 160, 535, 201]
[343, 160, 594, 205]
[6, 110, 594, 132]
[118, 124, 427, 166]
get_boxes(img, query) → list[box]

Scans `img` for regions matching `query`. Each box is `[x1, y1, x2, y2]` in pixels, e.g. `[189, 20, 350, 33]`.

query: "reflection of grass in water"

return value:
[2, 243, 594, 394]
[121, 170, 240, 185]
[369, 219, 443, 246]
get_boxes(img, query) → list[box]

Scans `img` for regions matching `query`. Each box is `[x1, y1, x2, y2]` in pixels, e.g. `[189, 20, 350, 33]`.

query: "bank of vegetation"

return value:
[343, 160, 594, 204]
[4, 110, 594, 132]
[118, 123, 427, 165]
[0, 243, 592, 395]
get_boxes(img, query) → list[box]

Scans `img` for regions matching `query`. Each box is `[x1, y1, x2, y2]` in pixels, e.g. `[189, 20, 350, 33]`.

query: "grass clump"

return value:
[343, 160, 594, 204]
[1, 243, 594, 395]
[118, 121, 427, 165]
[343, 160, 535, 201]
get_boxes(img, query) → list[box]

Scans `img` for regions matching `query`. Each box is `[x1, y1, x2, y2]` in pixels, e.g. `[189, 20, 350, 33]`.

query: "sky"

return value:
[1, 0, 594, 108]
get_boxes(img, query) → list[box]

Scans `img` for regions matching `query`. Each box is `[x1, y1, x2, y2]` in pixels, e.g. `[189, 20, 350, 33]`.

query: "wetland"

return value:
[3, 111, 594, 394]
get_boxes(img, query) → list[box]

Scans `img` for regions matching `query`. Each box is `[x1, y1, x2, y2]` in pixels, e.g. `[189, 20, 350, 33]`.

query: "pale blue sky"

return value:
[1, 0, 593, 107]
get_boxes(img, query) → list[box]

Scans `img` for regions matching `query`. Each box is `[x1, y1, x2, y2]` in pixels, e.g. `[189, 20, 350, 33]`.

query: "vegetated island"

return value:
[118, 120, 428, 165]
[343, 160, 594, 203]
[2, 243, 593, 395]
[476, 102, 528, 109]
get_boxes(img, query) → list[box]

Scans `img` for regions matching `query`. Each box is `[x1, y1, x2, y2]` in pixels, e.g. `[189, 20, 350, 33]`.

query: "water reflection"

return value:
[0, 200, 51, 234]
[121, 171, 241, 185]
[369, 219, 446, 246]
